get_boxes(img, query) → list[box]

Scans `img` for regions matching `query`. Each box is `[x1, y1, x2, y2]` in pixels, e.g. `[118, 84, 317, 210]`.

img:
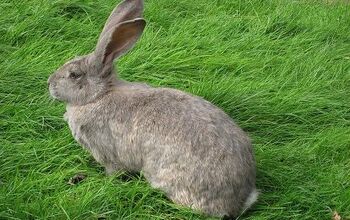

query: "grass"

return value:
[1, 0, 350, 219]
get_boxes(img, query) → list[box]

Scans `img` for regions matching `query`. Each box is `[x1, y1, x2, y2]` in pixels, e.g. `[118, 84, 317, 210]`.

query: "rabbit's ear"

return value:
[94, 19, 146, 65]
[98, 0, 144, 43]
[93, 0, 145, 66]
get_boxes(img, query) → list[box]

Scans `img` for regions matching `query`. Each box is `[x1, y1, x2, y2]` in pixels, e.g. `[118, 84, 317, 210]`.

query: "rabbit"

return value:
[48, 0, 258, 217]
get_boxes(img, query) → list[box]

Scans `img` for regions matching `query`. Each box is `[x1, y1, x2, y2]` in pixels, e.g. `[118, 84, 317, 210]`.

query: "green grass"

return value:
[1, 0, 350, 219]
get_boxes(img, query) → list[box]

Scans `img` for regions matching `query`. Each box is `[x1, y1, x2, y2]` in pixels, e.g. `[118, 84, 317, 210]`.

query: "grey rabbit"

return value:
[48, 0, 258, 217]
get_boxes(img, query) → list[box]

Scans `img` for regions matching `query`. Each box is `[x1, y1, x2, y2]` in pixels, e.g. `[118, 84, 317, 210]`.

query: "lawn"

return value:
[1, 0, 350, 219]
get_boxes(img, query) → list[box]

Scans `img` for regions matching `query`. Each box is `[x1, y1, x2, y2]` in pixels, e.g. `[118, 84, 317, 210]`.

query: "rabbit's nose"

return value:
[47, 75, 54, 85]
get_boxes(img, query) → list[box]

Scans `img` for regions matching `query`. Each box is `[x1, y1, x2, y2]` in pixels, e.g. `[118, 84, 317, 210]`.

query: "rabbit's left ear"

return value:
[96, 19, 146, 65]
[99, 0, 144, 44]
[93, 0, 145, 66]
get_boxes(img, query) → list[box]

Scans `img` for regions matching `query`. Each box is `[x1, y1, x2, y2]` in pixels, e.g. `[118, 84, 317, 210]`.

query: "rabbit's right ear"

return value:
[92, 0, 145, 71]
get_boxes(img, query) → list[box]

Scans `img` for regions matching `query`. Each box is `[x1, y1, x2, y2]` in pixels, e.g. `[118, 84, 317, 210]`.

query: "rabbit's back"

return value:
[129, 88, 256, 216]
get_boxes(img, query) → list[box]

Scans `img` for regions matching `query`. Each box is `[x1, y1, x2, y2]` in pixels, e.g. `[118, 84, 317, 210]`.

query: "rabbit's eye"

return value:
[69, 71, 82, 79]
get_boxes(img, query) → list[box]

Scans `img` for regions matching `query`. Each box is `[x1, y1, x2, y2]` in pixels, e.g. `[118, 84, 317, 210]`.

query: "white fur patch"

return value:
[243, 188, 259, 211]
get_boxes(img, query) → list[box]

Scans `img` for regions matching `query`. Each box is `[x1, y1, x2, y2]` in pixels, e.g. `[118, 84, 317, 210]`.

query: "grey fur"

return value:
[48, 0, 257, 217]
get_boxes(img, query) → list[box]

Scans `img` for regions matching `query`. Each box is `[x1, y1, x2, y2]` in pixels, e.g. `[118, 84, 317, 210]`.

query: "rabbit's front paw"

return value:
[105, 163, 120, 176]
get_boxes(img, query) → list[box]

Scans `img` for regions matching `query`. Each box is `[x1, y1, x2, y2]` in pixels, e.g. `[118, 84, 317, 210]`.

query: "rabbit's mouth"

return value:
[48, 85, 61, 100]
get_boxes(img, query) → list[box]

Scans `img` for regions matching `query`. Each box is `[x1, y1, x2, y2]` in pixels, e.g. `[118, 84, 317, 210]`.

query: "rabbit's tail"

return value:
[243, 188, 259, 211]
[228, 188, 259, 219]
[224, 188, 258, 219]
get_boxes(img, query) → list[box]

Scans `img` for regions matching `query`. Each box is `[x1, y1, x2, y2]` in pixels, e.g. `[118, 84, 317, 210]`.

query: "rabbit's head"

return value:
[48, 0, 146, 105]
